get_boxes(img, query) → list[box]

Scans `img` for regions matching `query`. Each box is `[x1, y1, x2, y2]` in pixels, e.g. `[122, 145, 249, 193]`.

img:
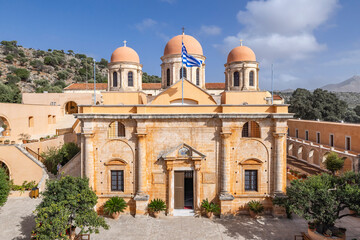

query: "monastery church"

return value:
[0, 33, 291, 217]
[76, 33, 291, 216]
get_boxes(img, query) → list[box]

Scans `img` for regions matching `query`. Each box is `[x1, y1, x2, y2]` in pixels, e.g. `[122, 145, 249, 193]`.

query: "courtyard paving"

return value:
[1, 198, 360, 240]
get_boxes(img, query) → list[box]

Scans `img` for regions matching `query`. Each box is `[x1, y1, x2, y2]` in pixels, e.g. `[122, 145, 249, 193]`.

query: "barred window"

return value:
[113, 72, 118, 87]
[249, 71, 254, 86]
[242, 121, 260, 138]
[108, 121, 125, 138]
[111, 170, 124, 191]
[128, 72, 133, 87]
[167, 68, 171, 86]
[180, 67, 187, 79]
[234, 71, 239, 86]
[245, 170, 257, 191]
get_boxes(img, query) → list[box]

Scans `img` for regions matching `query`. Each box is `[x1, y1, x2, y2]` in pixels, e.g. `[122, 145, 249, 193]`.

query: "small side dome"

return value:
[110, 46, 140, 63]
[164, 34, 203, 56]
[227, 46, 256, 63]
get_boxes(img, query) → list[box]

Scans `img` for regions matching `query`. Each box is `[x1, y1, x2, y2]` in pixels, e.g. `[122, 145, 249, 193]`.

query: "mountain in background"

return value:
[321, 75, 360, 93]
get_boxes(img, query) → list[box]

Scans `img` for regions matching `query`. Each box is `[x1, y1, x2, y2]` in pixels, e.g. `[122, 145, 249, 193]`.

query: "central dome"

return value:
[227, 46, 256, 63]
[111, 46, 140, 63]
[164, 34, 203, 56]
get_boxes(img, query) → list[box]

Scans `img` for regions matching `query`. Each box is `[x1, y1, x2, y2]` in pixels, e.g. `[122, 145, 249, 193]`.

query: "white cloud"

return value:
[135, 18, 157, 31]
[200, 25, 221, 35]
[219, 0, 338, 62]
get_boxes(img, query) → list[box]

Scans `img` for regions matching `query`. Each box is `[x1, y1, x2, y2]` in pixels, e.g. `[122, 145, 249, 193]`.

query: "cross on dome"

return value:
[182, 27, 185, 35]
[123, 40, 127, 47]
[240, 39, 243, 46]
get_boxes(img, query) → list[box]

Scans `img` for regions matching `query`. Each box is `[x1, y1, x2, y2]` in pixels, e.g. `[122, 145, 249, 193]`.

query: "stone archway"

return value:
[64, 101, 78, 114]
[0, 116, 11, 137]
[288, 143, 294, 156]
[0, 161, 10, 177]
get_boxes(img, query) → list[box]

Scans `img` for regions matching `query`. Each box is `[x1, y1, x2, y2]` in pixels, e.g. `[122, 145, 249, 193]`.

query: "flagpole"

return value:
[181, 27, 184, 105]
[94, 59, 96, 105]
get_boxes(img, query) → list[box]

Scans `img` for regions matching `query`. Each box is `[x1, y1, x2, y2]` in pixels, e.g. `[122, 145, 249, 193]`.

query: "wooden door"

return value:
[174, 171, 184, 209]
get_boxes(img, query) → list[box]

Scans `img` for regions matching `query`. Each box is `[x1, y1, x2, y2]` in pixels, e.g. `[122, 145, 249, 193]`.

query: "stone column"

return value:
[194, 163, 201, 212]
[83, 133, 94, 189]
[167, 163, 174, 215]
[273, 132, 286, 193]
[219, 129, 234, 217]
[134, 127, 149, 216]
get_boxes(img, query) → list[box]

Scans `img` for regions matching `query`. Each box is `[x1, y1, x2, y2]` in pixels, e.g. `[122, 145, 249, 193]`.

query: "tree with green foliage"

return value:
[18, 50, 25, 57]
[34, 176, 109, 239]
[97, 58, 108, 69]
[324, 152, 344, 175]
[75, 53, 87, 60]
[67, 50, 74, 56]
[41, 142, 80, 174]
[142, 72, 161, 83]
[0, 167, 10, 207]
[19, 57, 28, 66]
[14, 68, 30, 81]
[343, 109, 360, 123]
[0, 83, 22, 103]
[44, 56, 58, 66]
[56, 71, 69, 81]
[289, 88, 348, 122]
[354, 105, 360, 116]
[274, 172, 360, 236]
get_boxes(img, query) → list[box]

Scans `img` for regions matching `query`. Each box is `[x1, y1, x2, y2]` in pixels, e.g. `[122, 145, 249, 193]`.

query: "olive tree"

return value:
[274, 172, 360, 235]
[34, 176, 109, 239]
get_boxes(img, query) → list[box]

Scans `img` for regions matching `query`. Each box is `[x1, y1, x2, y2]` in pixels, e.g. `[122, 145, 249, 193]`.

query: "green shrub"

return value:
[30, 60, 44, 70]
[18, 50, 25, 57]
[324, 152, 344, 175]
[247, 200, 264, 214]
[0, 167, 10, 207]
[0, 70, 2, 76]
[103, 197, 127, 215]
[0, 83, 22, 103]
[56, 71, 68, 80]
[201, 199, 220, 213]
[98, 58, 108, 69]
[10, 180, 37, 191]
[6, 75, 21, 84]
[19, 57, 28, 66]
[44, 56, 58, 66]
[41, 142, 80, 174]
[14, 68, 30, 81]
[148, 198, 167, 212]
[53, 80, 66, 89]
[75, 53, 87, 60]
[5, 54, 14, 63]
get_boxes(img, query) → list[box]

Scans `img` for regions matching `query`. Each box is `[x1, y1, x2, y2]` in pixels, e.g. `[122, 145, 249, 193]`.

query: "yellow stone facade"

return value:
[76, 35, 292, 217]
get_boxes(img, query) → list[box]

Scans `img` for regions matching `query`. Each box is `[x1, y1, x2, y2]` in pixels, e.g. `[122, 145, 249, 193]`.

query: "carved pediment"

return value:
[239, 158, 263, 165]
[159, 143, 206, 161]
[104, 159, 127, 166]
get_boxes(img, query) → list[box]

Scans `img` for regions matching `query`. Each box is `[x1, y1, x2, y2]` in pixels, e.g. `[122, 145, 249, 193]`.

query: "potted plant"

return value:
[18, 133, 30, 144]
[247, 200, 264, 219]
[148, 198, 167, 218]
[4, 139, 10, 145]
[40, 137, 45, 142]
[103, 197, 127, 220]
[308, 222, 316, 232]
[201, 199, 220, 219]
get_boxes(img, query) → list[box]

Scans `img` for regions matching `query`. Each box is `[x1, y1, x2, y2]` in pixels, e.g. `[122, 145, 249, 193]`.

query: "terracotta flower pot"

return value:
[206, 211, 213, 219]
[111, 212, 120, 220]
[153, 211, 160, 218]
[249, 210, 258, 219]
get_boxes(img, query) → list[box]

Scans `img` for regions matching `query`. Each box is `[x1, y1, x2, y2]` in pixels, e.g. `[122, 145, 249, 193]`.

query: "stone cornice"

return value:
[75, 113, 294, 120]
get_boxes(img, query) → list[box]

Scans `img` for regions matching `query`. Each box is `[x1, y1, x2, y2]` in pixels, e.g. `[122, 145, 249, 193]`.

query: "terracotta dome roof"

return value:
[164, 34, 203, 56]
[227, 46, 256, 63]
[110, 46, 140, 63]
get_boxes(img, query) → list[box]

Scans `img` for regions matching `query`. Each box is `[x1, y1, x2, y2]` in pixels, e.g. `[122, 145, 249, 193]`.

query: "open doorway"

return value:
[174, 171, 194, 209]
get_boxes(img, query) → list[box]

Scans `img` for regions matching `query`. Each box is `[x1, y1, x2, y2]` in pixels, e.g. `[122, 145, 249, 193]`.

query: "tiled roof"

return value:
[205, 83, 225, 89]
[142, 83, 162, 90]
[64, 83, 108, 90]
[273, 94, 283, 100]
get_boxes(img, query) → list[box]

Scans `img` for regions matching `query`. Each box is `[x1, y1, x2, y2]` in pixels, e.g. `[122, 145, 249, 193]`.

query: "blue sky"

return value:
[0, 0, 359, 90]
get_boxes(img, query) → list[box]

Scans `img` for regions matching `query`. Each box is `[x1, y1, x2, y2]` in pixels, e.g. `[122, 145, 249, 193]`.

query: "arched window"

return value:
[0, 161, 9, 177]
[108, 121, 125, 138]
[113, 72, 117, 87]
[65, 101, 78, 114]
[196, 68, 200, 85]
[166, 68, 171, 86]
[180, 67, 187, 79]
[234, 71, 240, 87]
[128, 72, 133, 87]
[249, 71, 254, 86]
[241, 121, 260, 138]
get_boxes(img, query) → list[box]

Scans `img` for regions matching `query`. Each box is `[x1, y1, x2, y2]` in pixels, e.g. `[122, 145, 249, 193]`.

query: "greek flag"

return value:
[182, 42, 203, 67]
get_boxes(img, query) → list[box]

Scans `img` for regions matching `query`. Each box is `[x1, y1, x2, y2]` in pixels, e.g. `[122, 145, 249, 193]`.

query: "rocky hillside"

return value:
[321, 75, 360, 93]
[0, 40, 108, 93]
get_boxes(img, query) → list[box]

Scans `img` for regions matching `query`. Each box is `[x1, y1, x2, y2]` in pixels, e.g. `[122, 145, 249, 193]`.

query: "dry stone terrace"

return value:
[1, 198, 360, 240]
